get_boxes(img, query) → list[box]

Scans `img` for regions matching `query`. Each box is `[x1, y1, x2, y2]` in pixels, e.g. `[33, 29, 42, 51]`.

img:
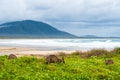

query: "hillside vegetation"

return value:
[0, 20, 76, 38]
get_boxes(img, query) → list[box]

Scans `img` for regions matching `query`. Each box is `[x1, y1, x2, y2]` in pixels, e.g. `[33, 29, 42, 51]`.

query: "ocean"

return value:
[0, 38, 120, 50]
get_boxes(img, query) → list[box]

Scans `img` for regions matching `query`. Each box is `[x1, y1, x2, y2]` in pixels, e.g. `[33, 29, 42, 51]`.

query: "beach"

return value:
[0, 46, 75, 57]
[0, 38, 120, 56]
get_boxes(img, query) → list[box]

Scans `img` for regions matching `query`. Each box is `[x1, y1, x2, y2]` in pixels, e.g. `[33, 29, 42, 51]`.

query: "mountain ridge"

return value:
[0, 20, 76, 38]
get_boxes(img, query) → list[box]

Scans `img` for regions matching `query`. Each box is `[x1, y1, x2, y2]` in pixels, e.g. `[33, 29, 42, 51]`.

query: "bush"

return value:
[0, 49, 120, 80]
[71, 51, 80, 55]
[81, 49, 109, 58]
[113, 48, 120, 54]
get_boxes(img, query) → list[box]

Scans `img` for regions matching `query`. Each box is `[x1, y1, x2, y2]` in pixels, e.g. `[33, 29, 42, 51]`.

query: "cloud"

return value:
[26, 0, 57, 10]
[40, 0, 120, 22]
[0, 0, 26, 22]
[47, 21, 120, 37]
[0, 0, 120, 22]
[0, 0, 120, 36]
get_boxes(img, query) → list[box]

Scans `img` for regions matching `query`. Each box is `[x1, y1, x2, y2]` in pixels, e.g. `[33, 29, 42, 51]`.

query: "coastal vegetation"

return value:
[0, 48, 120, 80]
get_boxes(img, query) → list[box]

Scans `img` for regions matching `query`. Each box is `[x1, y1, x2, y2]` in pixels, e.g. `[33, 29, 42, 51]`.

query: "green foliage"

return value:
[113, 48, 120, 54]
[71, 51, 81, 55]
[0, 50, 120, 80]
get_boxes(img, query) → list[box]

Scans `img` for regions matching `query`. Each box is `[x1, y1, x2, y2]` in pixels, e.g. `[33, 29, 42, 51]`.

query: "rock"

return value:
[45, 55, 65, 64]
[8, 54, 17, 59]
[105, 60, 114, 65]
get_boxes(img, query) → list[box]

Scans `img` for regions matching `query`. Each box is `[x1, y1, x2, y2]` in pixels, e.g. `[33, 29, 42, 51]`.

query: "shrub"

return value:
[80, 49, 110, 58]
[0, 48, 120, 80]
[113, 48, 120, 54]
[71, 51, 80, 55]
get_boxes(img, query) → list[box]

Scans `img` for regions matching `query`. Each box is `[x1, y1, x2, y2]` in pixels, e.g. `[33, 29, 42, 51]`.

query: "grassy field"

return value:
[0, 48, 120, 80]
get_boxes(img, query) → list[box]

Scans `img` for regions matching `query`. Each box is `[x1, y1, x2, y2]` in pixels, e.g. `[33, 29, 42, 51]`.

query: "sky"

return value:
[0, 0, 120, 37]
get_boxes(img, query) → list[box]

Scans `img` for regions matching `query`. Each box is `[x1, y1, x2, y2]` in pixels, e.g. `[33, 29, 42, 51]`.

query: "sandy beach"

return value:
[0, 46, 75, 57]
[0, 38, 119, 57]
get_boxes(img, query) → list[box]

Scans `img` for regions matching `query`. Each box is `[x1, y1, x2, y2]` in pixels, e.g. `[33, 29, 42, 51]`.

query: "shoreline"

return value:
[0, 46, 76, 56]
[0, 38, 120, 51]
[0, 46, 117, 57]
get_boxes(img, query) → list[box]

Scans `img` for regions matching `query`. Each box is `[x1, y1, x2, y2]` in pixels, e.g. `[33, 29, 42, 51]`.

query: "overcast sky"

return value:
[0, 0, 120, 37]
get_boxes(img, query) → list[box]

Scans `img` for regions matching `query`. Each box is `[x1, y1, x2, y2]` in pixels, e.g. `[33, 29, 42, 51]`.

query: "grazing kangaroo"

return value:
[105, 60, 114, 65]
[8, 54, 17, 59]
[45, 55, 65, 64]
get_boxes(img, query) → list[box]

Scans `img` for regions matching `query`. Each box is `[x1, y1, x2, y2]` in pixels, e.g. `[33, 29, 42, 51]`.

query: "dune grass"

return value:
[0, 48, 120, 80]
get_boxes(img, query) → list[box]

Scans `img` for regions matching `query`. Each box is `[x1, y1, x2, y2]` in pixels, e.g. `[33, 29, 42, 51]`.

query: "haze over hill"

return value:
[0, 20, 76, 38]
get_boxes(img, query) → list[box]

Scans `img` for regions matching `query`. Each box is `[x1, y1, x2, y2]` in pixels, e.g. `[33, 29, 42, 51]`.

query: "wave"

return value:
[0, 39, 120, 50]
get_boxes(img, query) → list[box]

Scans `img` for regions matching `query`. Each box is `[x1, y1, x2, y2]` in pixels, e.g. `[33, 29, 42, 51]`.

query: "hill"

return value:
[0, 20, 76, 38]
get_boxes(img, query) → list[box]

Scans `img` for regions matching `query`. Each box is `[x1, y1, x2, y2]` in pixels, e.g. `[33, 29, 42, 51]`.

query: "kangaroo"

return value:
[45, 55, 65, 64]
[8, 54, 17, 59]
[105, 60, 114, 65]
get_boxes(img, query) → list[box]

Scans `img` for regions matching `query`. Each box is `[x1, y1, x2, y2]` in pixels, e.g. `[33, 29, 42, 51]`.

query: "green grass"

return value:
[0, 48, 120, 80]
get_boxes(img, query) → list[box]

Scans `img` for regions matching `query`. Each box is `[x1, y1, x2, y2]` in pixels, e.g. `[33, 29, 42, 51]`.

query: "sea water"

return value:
[0, 38, 120, 50]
